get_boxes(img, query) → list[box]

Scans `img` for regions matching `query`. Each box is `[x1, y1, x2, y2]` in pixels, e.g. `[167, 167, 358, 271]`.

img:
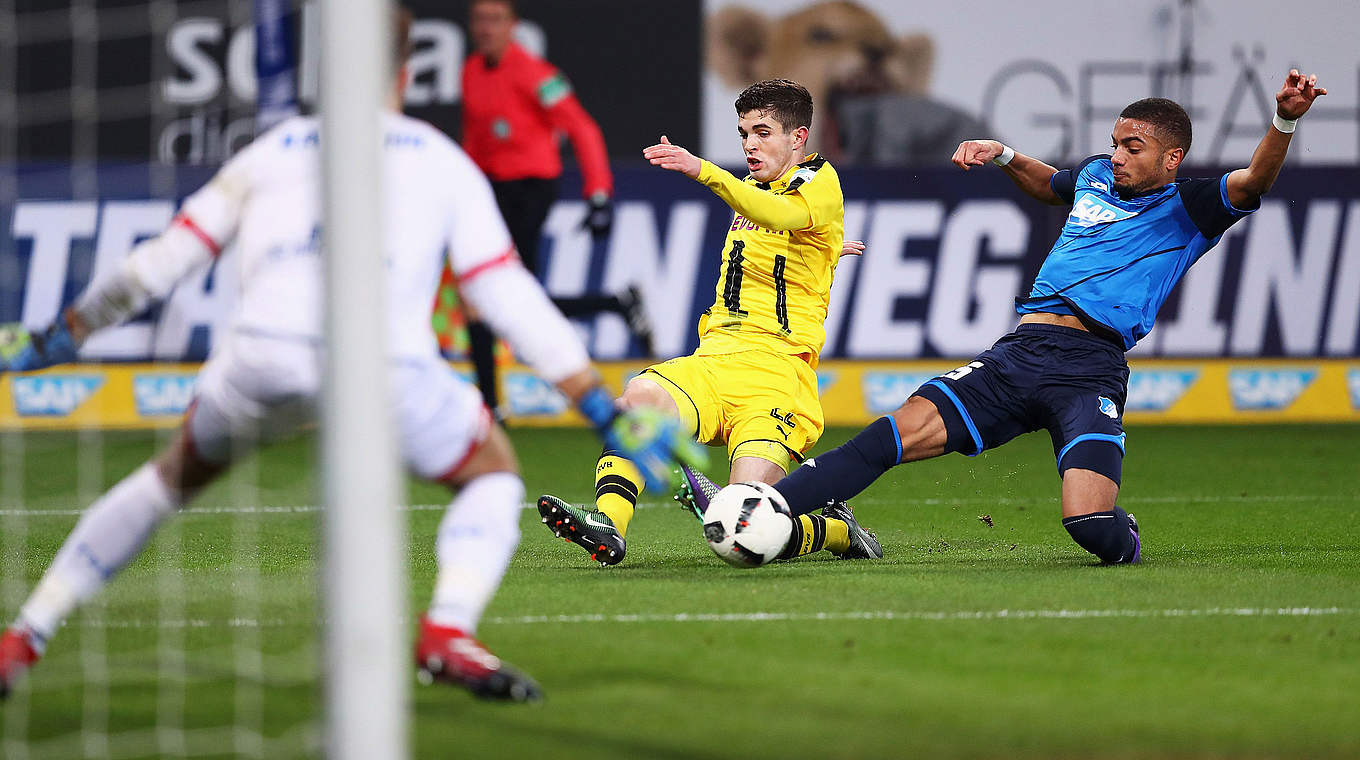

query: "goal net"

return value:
[1, 0, 402, 756]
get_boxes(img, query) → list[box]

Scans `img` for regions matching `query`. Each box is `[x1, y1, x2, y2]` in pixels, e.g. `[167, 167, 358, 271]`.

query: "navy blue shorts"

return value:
[912, 324, 1130, 484]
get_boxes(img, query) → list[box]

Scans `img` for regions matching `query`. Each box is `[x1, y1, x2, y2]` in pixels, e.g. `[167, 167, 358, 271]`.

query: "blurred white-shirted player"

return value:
[0, 7, 693, 703]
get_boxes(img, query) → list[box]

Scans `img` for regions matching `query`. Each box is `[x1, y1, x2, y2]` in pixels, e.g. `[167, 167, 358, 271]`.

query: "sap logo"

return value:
[504, 372, 568, 417]
[816, 371, 837, 396]
[861, 372, 939, 415]
[134, 375, 198, 417]
[11, 376, 104, 417]
[1068, 193, 1138, 228]
[1228, 369, 1317, 410]
[1098, 396, 1118, 419]
[1347, 369, 1360, 411]
[1125, 370, 1197, 412]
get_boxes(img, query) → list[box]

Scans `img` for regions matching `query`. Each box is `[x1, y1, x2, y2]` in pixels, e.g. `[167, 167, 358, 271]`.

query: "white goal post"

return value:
[318, 0, 408, 758]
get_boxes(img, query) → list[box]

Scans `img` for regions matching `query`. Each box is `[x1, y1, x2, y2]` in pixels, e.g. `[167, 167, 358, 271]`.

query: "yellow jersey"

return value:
[692, 154, 844, 367]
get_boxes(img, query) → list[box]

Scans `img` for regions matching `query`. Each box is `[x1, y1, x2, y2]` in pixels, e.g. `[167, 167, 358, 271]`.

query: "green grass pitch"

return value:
[2, 423, 1358, 759]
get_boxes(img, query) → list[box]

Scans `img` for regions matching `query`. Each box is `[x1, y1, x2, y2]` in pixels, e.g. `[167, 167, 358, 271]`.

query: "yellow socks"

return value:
[594, 454, 643, 538]
[779, 513, 851, 558]
[592, 450, 852, 556]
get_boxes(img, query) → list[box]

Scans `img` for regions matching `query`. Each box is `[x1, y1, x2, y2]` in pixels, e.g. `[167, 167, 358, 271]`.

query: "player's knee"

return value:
[729, 443, 793, 481]
[441, 425, 519, 487]
[154, 427, 226, 502]
[889, 396, 946, 462]
[620, 375, 675, 413]
[477, 427, 519, 472]
[1059, 440, 1124, 488]
[1062, 505, 1139, 564]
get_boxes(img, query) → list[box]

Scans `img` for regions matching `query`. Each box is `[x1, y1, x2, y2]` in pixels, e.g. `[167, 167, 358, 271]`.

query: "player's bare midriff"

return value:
[1019, 312, 1088, 331]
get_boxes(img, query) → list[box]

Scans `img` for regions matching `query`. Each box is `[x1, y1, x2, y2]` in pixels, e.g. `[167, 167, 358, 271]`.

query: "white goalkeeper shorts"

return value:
[188, 330, 491, 481]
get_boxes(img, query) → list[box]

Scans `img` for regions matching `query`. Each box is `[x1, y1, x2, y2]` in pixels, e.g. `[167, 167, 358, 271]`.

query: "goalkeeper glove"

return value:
[0, 320, 79, 374]
[580, 192, 613, 241]
[576, 385, 706, 492]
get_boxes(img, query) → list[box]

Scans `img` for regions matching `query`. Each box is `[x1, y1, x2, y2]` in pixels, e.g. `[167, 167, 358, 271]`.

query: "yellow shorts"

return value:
[640, 349, 824, 471]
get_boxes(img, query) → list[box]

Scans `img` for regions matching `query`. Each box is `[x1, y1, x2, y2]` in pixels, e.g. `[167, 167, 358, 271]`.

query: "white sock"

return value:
[17, 463, 179, 647]
[425, 472, 523, 634]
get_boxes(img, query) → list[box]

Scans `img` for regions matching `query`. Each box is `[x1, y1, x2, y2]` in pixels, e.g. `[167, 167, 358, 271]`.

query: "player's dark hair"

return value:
[470, 0, 517, 16]
[394, 4, 413, 68]
[1119, 98, 1192, 153]
[734, 79, 814, 132]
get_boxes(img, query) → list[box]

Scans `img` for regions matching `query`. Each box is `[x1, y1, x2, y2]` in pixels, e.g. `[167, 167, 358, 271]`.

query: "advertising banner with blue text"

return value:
[6, 164, 1356, 364]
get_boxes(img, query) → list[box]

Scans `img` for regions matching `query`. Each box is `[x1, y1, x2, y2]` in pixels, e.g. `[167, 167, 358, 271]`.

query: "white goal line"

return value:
[2, 492, 1353, 517]
[73, 606, 1354, 631]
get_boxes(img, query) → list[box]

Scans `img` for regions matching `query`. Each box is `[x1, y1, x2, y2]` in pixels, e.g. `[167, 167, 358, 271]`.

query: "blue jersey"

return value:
[1017, 156, 1258, 350]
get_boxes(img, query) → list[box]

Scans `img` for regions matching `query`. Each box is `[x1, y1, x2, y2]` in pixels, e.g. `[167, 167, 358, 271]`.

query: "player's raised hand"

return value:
[0, 320, 79, 375]
[951, 140, 1005, 170]
[840, 240, 866, 257]
[607, 407, 708, 493]
[574, 384, 708, 492]
[643, 135, 702, 179]
[1276, 69, 1327, 120]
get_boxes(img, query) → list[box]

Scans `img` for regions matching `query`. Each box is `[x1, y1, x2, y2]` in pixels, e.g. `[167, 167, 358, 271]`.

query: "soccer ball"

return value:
[702, 482, 793, 568]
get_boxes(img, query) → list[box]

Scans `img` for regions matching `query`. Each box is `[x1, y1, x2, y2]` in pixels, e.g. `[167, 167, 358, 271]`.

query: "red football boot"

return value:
[0, 627, 41, 700]
[414, 616, 541, 702]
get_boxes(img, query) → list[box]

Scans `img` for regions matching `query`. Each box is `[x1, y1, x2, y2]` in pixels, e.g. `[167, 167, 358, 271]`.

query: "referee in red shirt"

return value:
[462, 0, 650, 416]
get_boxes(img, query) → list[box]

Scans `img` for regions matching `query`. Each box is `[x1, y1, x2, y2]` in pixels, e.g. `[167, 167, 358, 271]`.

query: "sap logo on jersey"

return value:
[1125, 370, 1198, 412]
[11, 376, 104, 417]
[861, 372, 939, 415]
[1068, 193, 1138, 228]
[1347, 369, 1360, 411]
[1228, 369, 1317, 410]
[134, 375, 197, 417]
[504, 373, 569, 417]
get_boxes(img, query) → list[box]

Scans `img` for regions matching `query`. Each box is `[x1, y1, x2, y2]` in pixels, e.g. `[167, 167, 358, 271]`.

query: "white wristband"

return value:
[991, 144, 1016, 166]
[1272, 113, 1298, 134]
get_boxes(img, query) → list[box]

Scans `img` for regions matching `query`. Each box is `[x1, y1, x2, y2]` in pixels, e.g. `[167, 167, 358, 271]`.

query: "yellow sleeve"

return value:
[789, 163, 843, 229]
[696, 160, 812, 231]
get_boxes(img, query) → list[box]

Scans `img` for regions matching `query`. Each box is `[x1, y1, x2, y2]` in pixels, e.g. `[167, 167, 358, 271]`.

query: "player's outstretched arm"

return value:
[642, 136, 814, 231]
[0, 143, 250, 376]
[952, 139, 1064, 205]
[0, 203, 228, 374]
[1225, 69, 1327, 209]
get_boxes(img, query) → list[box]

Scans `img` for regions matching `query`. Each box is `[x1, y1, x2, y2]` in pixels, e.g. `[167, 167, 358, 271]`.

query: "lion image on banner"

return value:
[703, 0, 992, 166]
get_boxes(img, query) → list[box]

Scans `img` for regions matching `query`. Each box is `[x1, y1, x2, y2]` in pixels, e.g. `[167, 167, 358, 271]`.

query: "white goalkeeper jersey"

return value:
[175, 113, 515, 359]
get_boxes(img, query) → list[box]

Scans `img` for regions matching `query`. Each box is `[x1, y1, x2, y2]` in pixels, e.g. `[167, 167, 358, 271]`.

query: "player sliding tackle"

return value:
[754, 69, 1326, 564]
[537, 79, 881, 566]
[0, 6, 697, 704]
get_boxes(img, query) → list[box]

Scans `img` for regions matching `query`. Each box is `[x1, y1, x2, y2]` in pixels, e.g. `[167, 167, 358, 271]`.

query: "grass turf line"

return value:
[1, 424, 1357, 759]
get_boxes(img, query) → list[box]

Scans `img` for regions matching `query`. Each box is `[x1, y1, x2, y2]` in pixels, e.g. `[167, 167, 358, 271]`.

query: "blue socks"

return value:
[774, 416, 902, 516]
[1061, 506, 1140, 564]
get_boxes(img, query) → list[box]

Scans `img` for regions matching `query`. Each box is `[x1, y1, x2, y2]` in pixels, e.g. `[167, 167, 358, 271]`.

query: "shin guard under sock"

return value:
[594, 449, 643, 538]
[773, 416, 902, 516]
